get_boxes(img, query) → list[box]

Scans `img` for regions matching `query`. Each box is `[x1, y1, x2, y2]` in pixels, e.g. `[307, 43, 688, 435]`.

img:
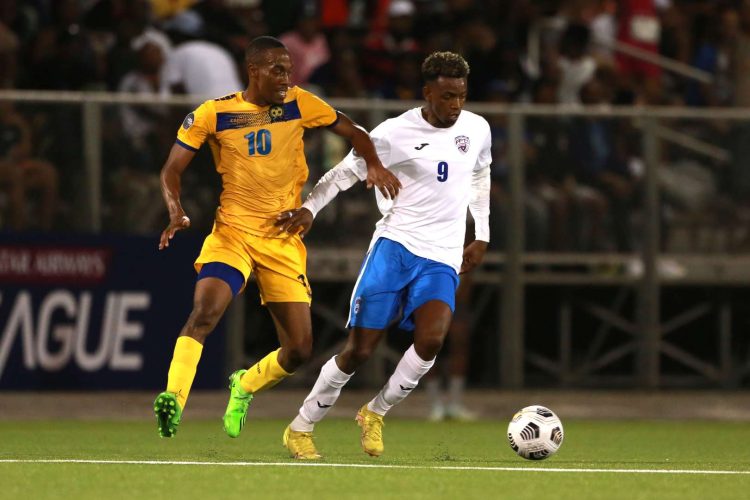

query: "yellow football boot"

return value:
[355, 404, 385, 457]
[283, 425, 322, 460]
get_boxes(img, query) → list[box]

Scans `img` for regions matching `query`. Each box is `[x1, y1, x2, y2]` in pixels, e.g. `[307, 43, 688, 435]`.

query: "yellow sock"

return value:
[240, 348, 291, 394]
[166, 336, 203, 409]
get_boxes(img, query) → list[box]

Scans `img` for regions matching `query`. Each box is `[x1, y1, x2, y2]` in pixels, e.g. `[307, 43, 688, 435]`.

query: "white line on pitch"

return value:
[0, 459, 749, 475]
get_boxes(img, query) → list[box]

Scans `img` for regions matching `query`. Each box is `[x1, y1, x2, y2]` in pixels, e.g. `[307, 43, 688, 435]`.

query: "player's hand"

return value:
[275, 207, 314, 238]
[459, 240, 488, 274]
[366, 162, 401, 199]
[159, 215, 191, 250]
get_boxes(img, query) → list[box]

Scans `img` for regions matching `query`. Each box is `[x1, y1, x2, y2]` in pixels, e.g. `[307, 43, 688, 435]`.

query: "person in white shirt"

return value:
[275, 51, 492, 459]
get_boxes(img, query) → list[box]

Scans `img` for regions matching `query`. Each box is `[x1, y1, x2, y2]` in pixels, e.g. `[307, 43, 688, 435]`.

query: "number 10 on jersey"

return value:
[245, 129, 272, 156]
[437, 161, 449, 182]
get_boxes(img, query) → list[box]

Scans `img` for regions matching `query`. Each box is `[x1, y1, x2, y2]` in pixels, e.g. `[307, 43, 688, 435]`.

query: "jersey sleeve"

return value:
[470, 121, 492, 242]
[296, 88, 339, 128]
[340, 123, 392, 180]
[475, 122, 493, 170]
[175, 100, 215, 152]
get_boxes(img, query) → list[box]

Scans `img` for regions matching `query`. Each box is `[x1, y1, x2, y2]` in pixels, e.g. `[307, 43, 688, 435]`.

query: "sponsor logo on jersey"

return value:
[353, 296, 362, 314]
[182, 112, 195, 130]
[455, 135, 470, 153]
[414, 143, 429, 150]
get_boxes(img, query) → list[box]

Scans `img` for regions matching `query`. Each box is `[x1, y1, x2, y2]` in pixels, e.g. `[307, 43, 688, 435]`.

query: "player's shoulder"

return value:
[289, 85, 329, 104]
[459, 109, 491, 132]
[371, 108, 420, 137]
[208, 92, 243, 111]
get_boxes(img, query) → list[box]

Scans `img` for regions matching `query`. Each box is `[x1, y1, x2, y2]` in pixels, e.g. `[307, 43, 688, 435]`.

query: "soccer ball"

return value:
[507, 405, 564, 460]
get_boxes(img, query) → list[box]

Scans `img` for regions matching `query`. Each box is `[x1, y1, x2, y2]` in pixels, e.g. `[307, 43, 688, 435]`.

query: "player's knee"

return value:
[350, 343, 377, 368]
[281, 336, 313, 371]
[185, 305, 223, 340]
[415, 335, 445, 360]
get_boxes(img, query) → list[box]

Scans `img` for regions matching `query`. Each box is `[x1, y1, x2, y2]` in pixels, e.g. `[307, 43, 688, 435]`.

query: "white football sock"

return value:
[368, 344, 435, 416]
[292, 356, 352, 432]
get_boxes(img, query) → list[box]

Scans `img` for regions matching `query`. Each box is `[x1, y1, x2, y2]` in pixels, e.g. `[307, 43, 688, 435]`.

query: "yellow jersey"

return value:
[176, 87, 338, 236]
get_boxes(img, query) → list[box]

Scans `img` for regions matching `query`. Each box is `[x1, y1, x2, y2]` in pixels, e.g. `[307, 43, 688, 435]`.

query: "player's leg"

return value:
[359, 264, 457, 456]
[286, 238, 404, 458]
[224, 234, 313, 437]
[285, 326, 385, 458]
[155, 272, 238, 437]
[156, 222, 252, 438]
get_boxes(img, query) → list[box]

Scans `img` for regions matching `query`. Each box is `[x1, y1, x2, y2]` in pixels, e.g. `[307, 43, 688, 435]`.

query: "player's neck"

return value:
[421, 107, 452, 129]
[241, 89, 271, 107]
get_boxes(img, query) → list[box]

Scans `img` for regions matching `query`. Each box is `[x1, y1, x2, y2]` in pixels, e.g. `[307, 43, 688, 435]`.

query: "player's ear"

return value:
[422, 84, 430, 101]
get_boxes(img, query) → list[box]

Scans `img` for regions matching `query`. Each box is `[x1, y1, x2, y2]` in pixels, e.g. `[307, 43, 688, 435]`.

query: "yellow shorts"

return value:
[194, 222, 312, 304]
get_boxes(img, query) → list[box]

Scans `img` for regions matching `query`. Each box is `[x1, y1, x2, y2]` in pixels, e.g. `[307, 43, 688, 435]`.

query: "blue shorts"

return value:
[347, 238, 459, 331]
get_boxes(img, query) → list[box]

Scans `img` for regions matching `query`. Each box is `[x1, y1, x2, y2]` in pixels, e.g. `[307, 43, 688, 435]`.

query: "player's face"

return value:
[423, 77, 467, 127]
[250, 47, 292, 105]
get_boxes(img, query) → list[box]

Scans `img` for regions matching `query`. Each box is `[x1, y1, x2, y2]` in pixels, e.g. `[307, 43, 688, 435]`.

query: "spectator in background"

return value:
[110, 33, 172, 233]
[28, 0, 100, 90]
[191, 0, 253, 63]
[151, 0, 197, 20]
[363, 0, 420, 91]
[375, 52, 422, 100]
[0, 101, 59, 230]
[102, 0, 172, 90]
[570, 77, 637, 251]
[0, 19, 19, 88]
[279, 5, 330, 87]
[684, 7, 734, 108]
[556, 22, 596, 105]
[526, 78, 609, 251]
[616, 0, 663, 103]
[162, 10, 242, 96]
[589, 0, 617, 66]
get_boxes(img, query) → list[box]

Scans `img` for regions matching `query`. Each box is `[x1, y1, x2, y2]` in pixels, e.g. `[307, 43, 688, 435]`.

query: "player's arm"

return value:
[158, 144, 195, 250]
[275, 158, 362, 237]
[327, 112, 401, 199]
[461, 130, 492, 274]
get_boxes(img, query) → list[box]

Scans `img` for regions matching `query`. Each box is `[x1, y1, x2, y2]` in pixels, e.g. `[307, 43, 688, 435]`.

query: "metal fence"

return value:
[2, 90, 750, 389]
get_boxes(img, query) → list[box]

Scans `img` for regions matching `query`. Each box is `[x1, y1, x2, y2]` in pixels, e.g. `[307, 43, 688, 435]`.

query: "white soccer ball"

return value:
[507, 405, 564, 460]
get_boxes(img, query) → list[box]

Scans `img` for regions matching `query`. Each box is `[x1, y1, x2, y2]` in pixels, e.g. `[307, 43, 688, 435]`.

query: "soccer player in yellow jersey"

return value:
[153, 36, 401, 438]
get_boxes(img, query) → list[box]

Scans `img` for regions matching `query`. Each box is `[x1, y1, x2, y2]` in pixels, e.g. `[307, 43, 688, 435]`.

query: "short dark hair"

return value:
[421, 52, 470, 82]
[245, 36, 287, 64]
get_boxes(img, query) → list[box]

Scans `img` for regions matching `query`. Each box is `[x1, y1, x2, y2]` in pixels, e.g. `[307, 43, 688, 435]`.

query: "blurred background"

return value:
[1, 0, 750, 405]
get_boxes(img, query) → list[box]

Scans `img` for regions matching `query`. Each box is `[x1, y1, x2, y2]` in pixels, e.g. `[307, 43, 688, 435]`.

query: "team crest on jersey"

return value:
[269, 105, 284, 122]
[455, 135, 470, 153]
[182, 112, 195, 130]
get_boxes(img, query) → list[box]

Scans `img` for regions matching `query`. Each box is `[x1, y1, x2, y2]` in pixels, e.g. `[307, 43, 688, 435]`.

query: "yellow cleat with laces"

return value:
[283, 425, 322, 460]
[355, 404, 385, 457]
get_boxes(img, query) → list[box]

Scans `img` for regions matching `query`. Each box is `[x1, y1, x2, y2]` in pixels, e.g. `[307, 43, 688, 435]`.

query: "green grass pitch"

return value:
[2, 418, 749, 499]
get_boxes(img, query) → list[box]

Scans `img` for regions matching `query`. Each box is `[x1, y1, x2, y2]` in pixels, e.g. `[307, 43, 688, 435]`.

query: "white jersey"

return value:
[303, 107, 492, 272]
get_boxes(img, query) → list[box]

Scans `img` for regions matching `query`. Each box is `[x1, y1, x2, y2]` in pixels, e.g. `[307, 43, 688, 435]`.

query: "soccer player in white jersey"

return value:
[274, 51, 491, 459]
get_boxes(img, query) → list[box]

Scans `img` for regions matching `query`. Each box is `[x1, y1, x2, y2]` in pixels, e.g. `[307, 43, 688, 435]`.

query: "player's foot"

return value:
[429, 402, 446, 422]
[355, 404, 385, 457]
[445, 403, 478, 422]
[283, 425, 322, 460]
[223, 369, 253, 438]
[153, 392, 182, 438]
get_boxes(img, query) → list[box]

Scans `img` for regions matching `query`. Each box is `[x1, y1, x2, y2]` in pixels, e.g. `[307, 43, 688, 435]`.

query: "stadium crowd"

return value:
[0, 0, 748, 255]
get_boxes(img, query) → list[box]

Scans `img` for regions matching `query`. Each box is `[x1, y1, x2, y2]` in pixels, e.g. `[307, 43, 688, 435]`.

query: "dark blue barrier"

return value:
[0, 232, 224, 390]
